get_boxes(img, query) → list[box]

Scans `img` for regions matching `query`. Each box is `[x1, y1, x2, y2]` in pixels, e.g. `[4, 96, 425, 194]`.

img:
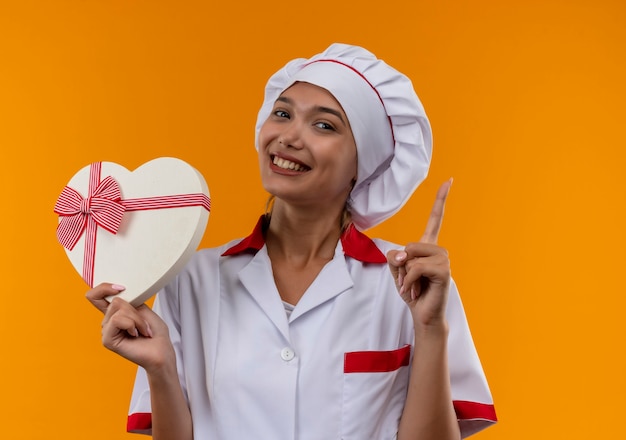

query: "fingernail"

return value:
[397, 273, 404, 288]
[395, 251, 406, 262]
[111, 284, 126, 291]
[146, 323, 153, 338]
[399, 284, 405, 296]
[131, 327, 139, 337]
[410, 287, 416, 301]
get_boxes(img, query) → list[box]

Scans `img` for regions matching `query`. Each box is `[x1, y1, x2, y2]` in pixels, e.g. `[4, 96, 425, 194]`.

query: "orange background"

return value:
[1, 1, 624, 439]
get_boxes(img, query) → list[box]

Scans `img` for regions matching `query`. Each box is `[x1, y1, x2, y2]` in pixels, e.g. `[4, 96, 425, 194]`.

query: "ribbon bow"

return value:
[54, 176, 125, 250]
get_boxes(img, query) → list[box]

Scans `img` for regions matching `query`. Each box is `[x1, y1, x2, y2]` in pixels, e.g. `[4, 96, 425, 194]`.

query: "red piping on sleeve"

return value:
[453, 400, 498, 422]
[127, 412, 152, 434]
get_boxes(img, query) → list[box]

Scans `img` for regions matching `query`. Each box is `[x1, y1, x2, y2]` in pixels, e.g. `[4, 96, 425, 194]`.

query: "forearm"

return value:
[147, 361, 193, 440]
[398, 323, 460, 440]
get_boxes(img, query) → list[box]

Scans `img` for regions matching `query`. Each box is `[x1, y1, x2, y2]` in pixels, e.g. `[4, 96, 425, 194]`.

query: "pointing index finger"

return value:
[420, 178, 453, 244]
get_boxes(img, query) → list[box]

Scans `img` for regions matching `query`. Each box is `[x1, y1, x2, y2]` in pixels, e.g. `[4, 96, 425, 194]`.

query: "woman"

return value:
[87, 43, 497, 439]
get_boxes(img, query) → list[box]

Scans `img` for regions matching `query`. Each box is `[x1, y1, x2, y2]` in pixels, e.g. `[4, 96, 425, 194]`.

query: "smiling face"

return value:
[257, 81, 358, 210]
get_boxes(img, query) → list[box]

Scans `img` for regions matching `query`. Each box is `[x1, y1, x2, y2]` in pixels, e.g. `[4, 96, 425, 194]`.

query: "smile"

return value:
[272, 155, 310, 172]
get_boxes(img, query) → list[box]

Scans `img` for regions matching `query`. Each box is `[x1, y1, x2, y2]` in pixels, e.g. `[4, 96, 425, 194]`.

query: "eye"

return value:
[314, 121, 335, 131]
[273, 109, 290, 119]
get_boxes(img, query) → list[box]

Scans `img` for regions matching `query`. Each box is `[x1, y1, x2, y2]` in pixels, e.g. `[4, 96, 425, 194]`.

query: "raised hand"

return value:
[387, 179, 452, 328]
[86, 284, 175, 373]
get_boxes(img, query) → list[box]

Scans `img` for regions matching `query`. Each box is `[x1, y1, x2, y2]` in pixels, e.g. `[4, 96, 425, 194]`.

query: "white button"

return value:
[280, 347, 295, 361]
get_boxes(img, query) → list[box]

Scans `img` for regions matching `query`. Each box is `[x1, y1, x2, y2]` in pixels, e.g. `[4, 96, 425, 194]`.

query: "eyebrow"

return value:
[276, 96, 347, 126]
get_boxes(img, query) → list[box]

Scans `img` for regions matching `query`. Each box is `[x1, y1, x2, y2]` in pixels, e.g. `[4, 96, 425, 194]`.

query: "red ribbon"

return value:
[54, 162, 211, 287]
[54, 175, 125, 251]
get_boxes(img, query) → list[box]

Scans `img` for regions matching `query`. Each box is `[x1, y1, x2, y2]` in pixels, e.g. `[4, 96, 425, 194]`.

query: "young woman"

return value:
[87, 43, 497, 440]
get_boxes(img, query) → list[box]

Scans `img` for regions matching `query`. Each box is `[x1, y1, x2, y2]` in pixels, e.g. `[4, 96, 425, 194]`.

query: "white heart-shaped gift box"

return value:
[54, 157, 210, 307]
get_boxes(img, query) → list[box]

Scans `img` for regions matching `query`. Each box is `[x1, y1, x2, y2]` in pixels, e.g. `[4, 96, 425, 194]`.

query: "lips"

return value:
[271, 155, 311, 172]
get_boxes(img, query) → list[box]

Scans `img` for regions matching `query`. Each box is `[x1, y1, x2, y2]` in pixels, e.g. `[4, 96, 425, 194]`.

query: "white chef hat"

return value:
[255, 43, 432, 230]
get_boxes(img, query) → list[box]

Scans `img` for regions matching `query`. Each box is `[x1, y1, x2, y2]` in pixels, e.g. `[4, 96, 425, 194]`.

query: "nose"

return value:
[278, 120, 304, 149]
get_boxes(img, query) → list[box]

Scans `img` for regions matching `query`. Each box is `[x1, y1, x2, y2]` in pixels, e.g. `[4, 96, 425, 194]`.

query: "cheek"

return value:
[345, 147, 358, 180]
[331, 149, 358, 190]
[257, 119, 278, 151]
[257, 130, 268, 151]
[257, 145, 271, 177]
[350, 153, 358, 178]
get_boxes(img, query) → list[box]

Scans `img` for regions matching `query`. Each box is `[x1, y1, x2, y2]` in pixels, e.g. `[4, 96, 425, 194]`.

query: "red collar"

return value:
[222, 216, 387, 264]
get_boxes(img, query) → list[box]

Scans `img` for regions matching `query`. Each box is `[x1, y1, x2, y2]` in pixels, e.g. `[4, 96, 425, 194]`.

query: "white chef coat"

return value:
[127, 217, 497, 439]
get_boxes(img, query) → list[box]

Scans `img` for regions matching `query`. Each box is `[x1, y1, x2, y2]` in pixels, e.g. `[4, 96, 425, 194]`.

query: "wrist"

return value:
[146, 356, 178, 385]
[144, 343, 177, 378]
[414, 320, 449, 341]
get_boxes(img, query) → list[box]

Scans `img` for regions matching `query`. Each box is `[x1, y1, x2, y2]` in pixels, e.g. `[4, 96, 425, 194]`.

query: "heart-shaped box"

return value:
[54, 157, 210, 307]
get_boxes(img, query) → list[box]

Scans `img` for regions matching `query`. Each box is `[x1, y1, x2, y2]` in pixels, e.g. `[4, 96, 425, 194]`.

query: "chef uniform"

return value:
[127, 43, 497, 439]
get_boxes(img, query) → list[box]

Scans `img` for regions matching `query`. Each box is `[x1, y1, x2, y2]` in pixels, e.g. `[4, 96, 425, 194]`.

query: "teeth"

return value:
[273, 156, 307, 171]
